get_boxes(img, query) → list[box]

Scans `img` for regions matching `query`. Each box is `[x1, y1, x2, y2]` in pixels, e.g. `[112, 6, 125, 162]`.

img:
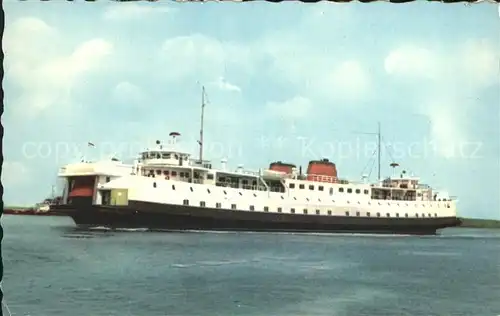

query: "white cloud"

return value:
[423, 99, 465, 159]
[3, 16, 58, 64]
[384, 40, 498, 90]
[2, 161, 29, 186]
[4, 17, 113, 116]
[458, 39, 498, 90]
[385, 40, 498, 158]
[384, 45, 438, 79]
[323, 60, 372, 101]
[257, 35, 372, 104]
[160, 34, 253, 83]
[267, 96, 313, 120]
[112, 81, 144, 106]
[103, 3, 174, 21]
[211, 77, 241, 93]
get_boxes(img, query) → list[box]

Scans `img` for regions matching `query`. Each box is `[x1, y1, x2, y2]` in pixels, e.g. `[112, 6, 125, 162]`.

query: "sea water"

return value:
[2, 215, 499, 316]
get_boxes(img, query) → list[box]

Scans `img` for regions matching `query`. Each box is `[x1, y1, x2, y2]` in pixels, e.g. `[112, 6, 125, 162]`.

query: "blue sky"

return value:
[2, 1, 499, 219]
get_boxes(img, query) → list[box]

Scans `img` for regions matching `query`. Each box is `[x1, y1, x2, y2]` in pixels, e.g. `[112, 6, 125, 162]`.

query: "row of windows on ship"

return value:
[144, 169, 213, 180]
[145, 169, 369, 193]
[180, 199, 446, 218]
[152, 183, 450, 209]
[289, 182, 370, 195]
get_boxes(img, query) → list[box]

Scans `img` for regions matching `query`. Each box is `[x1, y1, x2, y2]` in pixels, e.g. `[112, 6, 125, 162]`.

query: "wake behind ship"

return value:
[53, 89, 461, 235]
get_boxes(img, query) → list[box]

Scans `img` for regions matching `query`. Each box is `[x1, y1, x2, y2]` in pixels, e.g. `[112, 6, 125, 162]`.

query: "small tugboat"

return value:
[52, 88, 461, 235]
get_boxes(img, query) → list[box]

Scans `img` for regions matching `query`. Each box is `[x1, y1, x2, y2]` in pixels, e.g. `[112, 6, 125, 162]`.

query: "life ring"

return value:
[165, 175, 170, 180]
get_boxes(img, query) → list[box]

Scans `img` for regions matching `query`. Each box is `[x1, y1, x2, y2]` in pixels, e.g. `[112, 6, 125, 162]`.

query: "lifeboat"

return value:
[269, 161, 296, 174]
[306, 158, 338, 183]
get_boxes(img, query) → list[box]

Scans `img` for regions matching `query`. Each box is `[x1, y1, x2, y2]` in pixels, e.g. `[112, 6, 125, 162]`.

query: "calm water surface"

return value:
[2, 215, 500, 316]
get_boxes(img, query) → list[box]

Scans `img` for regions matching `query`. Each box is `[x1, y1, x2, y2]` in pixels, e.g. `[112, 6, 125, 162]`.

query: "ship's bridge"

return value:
[139, 147, 193, 167]
[381, 176, 421, 190]
[139, 144, 213, 169]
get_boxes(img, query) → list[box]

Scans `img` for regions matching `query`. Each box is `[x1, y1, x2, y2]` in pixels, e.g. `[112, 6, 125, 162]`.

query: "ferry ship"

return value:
[53, 89, 461, 235]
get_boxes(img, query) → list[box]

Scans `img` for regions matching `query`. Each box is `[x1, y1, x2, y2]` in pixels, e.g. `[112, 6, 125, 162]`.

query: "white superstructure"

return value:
[55, 87, 458, 229]
[57, 133, 458, 221]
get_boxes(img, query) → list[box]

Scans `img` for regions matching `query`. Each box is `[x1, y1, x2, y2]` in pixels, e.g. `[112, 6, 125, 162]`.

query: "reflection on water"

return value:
[2, 215, 500, 316]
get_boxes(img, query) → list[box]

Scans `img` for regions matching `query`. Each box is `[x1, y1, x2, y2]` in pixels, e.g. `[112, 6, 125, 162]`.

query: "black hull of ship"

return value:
[54, 201, 462, 235]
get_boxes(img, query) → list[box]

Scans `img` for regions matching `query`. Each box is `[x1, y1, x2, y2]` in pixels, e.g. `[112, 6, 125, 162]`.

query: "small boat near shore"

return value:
[4, 197, 66, 216]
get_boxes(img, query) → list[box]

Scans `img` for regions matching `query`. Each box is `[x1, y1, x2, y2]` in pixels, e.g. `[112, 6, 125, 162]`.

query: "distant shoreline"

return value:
[3, 206, 500, 229]
[457, 218, 500, 229]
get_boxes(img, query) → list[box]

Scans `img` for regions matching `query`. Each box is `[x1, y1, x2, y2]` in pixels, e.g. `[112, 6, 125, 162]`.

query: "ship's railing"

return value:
[189, 160, 213, 169]
[215, 182, 266, 191]
[378, 183, 419, 189]
[239, 170, 260, 176]
[417, 184, 431, 189]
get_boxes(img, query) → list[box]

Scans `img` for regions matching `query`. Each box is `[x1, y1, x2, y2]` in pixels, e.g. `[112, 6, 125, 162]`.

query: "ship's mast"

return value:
[199, 86, 206, 163]
[377, 121, 381, 181]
